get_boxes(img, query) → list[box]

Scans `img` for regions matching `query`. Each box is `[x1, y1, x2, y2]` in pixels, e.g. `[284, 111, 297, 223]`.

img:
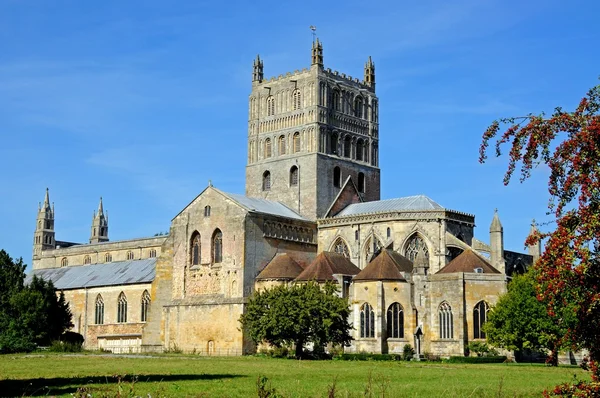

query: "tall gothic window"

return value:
[356, 139, 364, 161]
[354, 96, 363, 118]
[290, 166, 299, 186]
[292, 89, 301, 110]
[278, 135, 286, 155]
[191, 232, 201, 266]
[141, 290, 151, 322]
[333, 167, 341, 188]
[404, 234, 429, 262]
[344, 136, 351, 158]
[358, 172, 365, 193]
[83, 255, 91, 265]
[212, 229, 223, 264]
[332, 237, 350, 258]
[262, 171, 271, 191]
[332, 90, 340, 111]
[95, 294, 104, 325]
[473, 301, 489, 339]
[266, 95, 275, 116]
[360, 303, 375, 338]
[387, 303, 404, 339]
[293, 132, 300, 153]
[439, 301, 453, 339]
[117, 292, 127, 323]
[126, 251, 134, 260]
[264, 138, 272, 158]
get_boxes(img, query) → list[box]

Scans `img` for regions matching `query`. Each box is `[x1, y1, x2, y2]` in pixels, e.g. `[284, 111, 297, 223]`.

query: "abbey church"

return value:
[29, 40, 539, 357]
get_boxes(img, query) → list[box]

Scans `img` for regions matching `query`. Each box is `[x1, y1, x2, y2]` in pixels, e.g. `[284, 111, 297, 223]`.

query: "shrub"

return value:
[334, 353, 402, 361]
[445, 356, 507, 364]
[402, 344, 415, 361]
[48, 340, 83, 352]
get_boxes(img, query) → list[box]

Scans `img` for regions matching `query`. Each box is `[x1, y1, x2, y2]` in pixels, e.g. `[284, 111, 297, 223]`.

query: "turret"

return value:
[33, 188, 55, 261]
[311, 38, 323, 67]
[364, 56, 375, 90]
[527, 219, 541, 263]
[252, 54, 263, 83]
[489, 209, 505, 274]
[90, 197, 109, 244]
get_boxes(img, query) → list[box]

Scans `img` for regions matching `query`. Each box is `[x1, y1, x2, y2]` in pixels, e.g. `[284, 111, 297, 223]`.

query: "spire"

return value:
[252, 54, 264, 83]
[33, 188, 55, 263]
[97, 197, 104, 216]
[490, 208, 503, 232]
[364, 56, 375, 90]
[90, 197, 109, 244]
[43, 187, 50, 210]
[311, 38, 323, 67]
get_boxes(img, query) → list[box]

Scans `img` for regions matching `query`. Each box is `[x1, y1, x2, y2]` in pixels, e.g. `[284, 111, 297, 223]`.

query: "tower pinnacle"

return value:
[364, 56, 375, 90]
[311, 38, 323, 67]
[90, 197, 109, 244]
[252, 55, 263, 83]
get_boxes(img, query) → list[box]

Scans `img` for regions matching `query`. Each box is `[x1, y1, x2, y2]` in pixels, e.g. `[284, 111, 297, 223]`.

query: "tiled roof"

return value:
[436, 250, 500, 274]
[295, 252, 361, 282]
[26, 258, 156, 289]
[256, 253, 304, 280]
[335, 195, 443, 217]
[353, 249, 412, 281]
[218, 189, 308, 221]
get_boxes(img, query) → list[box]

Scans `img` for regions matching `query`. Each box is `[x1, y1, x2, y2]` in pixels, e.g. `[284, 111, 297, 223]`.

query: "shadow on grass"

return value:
[0, 373, 246, 397]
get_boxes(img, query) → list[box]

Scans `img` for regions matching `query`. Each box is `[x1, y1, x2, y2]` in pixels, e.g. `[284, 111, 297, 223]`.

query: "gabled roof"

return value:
[436, 249, 500, 274]
[354, 249, 412, 282]
[335, 195, 444, 217]
[324, 175, 363, 218]
[256, 253, 304, 281]
[295, 252, 361, 282]
[26, 258, 157, 290]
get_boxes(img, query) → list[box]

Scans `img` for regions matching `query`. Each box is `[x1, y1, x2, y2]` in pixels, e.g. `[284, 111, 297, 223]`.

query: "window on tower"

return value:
[356, 139, 364, 161]
[262, 171, 271, 191]
[330, 132, 338, 155]
[278, 135, 286, 155]
[333, 167, 341, 188]
[344, 136, 352, 158]
[292, 89, 301, 110]
[267, 96, 275, 116]
[265, 138, 272, 158]
[290, 166, 299, 186]
[293, 132, 300, 153]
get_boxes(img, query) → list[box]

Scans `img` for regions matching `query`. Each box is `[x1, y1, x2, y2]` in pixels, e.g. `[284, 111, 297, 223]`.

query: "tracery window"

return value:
[473, 301, 489, 339]
[126, 251, 134, 260]
[61, 257, 68, 267]
[266, 95, 275, 116]
[149, 249, 157, 258]
[439, 301, 453, 339]
[117, 292, 127, 323]
[360, 303, 375, 338]
[333, 167, 341, 188]
[83, 255, 91, 265]
[404, 234, 429, 263]
[358, 172, 365, 193]
[332, 237, 350, 259]
[212, 229, 223, 264]
[278, 135, 286, 155]
[191, 232, 201, 266]
[95, 294, 104, 325]
[265, 138, 272, 158]
[344, 136, 351, 158]
[387, 303, 404, 339]
[292, 89, 301, 110]
[104, 253, 112, 262]
[290, 166, 299, 186]
[262, 171, 271, 191]
[293, 132, 300, 153]
[141, 290, 151, 322]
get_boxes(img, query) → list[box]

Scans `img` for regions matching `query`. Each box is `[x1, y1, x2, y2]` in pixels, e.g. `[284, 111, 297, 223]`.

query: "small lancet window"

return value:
[95, 294, 104, 325]
[293, 132, 300, 153]
[83, 255, 91, 265]
[117, 292, 127, 323]
[278, 135, 286, 155]
[141, 290, 151, 322]
[265, 138, 272, 158]
[191, 232, 201, 266]
[126, 251, 134, 260]
[262, 171, 271, 191]
[149, 249, 157, 258]
[290, 166, 299, 186]
[212, 229, 223, 264]
[344, 136, 351, 158]
[292, 89, 301, 110]
[61, 257, 68, 267]
[204, 205, 211, 217]
[105, 253, 112, 262]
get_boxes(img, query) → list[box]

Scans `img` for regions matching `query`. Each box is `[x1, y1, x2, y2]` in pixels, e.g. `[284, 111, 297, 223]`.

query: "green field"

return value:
[0, 354, 589, 397]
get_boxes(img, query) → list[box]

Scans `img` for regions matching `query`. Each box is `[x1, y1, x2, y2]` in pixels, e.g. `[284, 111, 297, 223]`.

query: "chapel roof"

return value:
[436, 249, 500, 274]
[295, 252, 361, 282]
[353, 249, 412, 281]
[256, 253, 304, 281]
[26, 258, 156, 290]
[335, 195, 444, 217]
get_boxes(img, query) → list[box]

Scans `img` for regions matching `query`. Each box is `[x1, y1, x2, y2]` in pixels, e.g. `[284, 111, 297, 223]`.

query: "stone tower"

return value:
[489, 209, 505, 274]
[527, 219, 541, 263]
[33, 188, 55, 260]
[245, 40, 381, 220]
[89, 197, 109, 244]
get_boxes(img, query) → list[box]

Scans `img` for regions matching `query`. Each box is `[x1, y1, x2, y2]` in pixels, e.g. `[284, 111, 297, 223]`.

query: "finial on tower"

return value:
[252, 54, 264, 83]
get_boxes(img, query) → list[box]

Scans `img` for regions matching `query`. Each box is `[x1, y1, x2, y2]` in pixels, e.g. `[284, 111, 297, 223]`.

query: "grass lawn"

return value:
[0, 353, 589, 397]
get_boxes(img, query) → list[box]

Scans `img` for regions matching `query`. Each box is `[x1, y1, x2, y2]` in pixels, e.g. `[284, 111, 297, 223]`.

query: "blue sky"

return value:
[1, 0, 598, 266]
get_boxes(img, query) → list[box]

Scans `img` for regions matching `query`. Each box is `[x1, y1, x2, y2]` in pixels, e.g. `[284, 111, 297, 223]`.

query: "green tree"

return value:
[239, 282, 352, 358]
[483, 271, 567, 364]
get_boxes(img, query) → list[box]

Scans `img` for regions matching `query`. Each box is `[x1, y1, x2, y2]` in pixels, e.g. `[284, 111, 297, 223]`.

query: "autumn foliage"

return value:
[480, 83, 600, 395]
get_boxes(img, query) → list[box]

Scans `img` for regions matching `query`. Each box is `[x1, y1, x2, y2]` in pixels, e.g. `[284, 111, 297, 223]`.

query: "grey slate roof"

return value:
[26, 258, 156, 290]
[219, 190, 308, 221]
[335, 195, 443, 217]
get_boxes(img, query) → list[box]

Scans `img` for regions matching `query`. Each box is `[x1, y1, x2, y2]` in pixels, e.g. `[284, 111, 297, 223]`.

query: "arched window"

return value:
[292, 89, 301, 110]
[191, 232, 201, 266]
[473, 301, 489, 339]
[330, 132, 338, 155]
[262, 171, 271, 191]
[332, 89, 340, 111]
[267, 95, 275, 116]
[332, 237, 350, 258]
[117, 292, 127, 323]
[204, 205, 211, 217]
[439, 302, 453, 339]
[344, 136, 352, 158]
[404, 235, 429, 263]
[293, 132, 300, 153]
[149, 249, 157, 258]
[354, 96, 363, 118]
[356, 140, 364, 161]
[141, 290, 151, 322]
[126, 251, 134, 260]
[333, 166, 341, 188]
[387, 303, 404, 339]
[358, 172, 365, 193]
[387, 227, 391, 239]
[95, 295, 104, 325]
[61, 257, 68, 267]
[104, 253, 112, 262]
[212, 229, 223, 264]
[360, 303, 375, 338]
[264, 138, 272, 158]
[290, 166, 299, 186]
[83, 255, 91, 265]
[278, 135, 286, 155]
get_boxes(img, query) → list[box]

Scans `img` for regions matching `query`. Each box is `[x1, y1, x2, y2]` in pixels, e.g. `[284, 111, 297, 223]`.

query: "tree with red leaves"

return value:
[480, 83, 600, 395]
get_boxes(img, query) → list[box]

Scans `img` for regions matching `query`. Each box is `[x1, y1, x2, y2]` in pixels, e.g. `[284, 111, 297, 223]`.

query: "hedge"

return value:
[445, 356, 508, 364]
